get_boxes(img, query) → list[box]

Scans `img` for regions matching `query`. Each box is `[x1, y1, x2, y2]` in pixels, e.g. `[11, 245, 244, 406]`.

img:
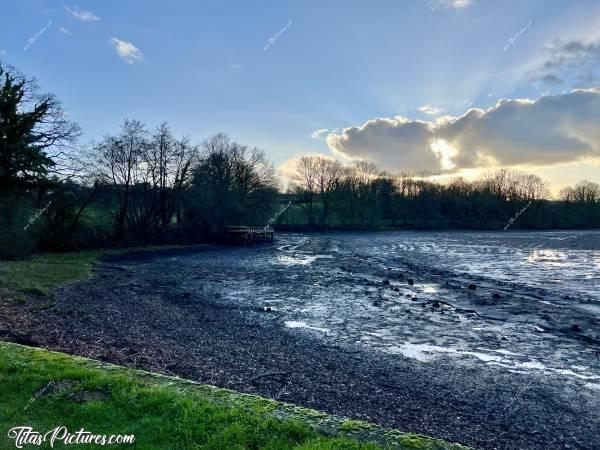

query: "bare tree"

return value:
[89, 119, 147, 240]
[315, 157, 343, 228]
[561, 180, 600, 203]
[289, 155, 320, 226]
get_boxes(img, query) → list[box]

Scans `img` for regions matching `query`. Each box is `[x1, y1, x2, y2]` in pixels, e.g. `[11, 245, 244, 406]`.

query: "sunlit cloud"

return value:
[59, 26, 72, 35]
[418, 105, 445, 115]
[311, 129, 331, 140]
[326, 88, 600, 173]
[110, 38, 144, 64]
[430, 139, 458, 170]
[64, 5, 101, 21]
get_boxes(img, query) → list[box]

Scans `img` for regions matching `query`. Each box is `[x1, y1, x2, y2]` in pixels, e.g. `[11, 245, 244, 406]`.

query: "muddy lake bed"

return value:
[2, 230, 600, 449]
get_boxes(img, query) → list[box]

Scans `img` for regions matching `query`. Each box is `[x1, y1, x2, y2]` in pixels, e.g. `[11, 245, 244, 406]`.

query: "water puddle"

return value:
[275, 254, 332, 266]
[284, 321, 330, 333]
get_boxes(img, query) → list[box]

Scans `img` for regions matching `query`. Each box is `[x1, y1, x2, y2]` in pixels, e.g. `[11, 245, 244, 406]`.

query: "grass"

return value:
[0, 245, 204, 295]
[0, 250, 104, 294]
[0, 342, 467, 449]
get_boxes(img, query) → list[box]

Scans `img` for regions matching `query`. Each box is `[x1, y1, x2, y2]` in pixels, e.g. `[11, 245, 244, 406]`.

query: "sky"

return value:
[2, 0, 600, 195]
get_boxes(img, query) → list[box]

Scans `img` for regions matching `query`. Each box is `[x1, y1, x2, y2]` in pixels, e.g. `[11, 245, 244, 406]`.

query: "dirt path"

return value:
[1, 232, 599, 450]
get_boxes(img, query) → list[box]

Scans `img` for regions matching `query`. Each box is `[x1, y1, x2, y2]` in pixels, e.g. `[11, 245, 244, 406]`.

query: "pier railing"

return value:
[225, 226, 274, 244]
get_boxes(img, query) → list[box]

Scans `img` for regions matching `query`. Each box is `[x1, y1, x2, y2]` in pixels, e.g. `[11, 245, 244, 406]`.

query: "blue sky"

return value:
[2, 0, 600, 192]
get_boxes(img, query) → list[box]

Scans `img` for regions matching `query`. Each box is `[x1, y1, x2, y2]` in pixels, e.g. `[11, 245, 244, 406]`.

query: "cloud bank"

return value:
[326, 88, 600, 173]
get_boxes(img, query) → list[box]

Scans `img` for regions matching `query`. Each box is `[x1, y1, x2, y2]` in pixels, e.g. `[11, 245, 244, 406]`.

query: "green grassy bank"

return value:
[0, 245, 204, 295]
[0, 342, 466, 449]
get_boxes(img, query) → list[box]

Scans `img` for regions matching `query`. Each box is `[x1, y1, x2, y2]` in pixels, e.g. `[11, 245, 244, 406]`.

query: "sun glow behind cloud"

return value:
[430, 139, 458, 170]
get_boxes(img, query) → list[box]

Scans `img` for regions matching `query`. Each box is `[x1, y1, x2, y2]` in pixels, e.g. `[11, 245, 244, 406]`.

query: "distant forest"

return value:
[1, 63, 599, 258]
[282, 156, 600, 231]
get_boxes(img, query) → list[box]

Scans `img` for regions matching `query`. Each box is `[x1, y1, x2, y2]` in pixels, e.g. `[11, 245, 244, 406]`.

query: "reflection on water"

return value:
[527, 249, 570, 266]
[377, 232, 600, 301]
[284, 320, 329, 333]
[276, 254, 332, 266]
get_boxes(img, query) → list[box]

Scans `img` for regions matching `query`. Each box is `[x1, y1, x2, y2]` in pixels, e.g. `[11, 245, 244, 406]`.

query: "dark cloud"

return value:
[541, 74, 564, 85]
[533, 39, 600, 86]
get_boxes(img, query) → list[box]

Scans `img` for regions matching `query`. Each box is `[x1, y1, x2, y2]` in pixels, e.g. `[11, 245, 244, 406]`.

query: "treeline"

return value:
[282, 156, 600, 230]
[2, 62, 600, 258]
[0, 64, 278, 258]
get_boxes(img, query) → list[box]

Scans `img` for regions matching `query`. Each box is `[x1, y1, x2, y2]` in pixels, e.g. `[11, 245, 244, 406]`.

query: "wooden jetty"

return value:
[226, 226, 274, 244]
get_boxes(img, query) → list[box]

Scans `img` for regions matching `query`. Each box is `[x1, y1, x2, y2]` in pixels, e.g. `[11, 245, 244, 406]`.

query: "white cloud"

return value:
[0, 49, 6, 56]
[65, 5, 100, 21]
[427, 0, 473, 10]
[59, 26, 72, 35]
[311, 129, 331, 140]
[418, 105, 445, 115]
[326, 88, 600, 173]
[110, 38, 144, 64]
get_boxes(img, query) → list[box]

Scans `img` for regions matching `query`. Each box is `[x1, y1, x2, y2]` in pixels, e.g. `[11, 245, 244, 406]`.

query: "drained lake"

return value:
[178, 230, 600, 388]
[18, 229, 600, 449]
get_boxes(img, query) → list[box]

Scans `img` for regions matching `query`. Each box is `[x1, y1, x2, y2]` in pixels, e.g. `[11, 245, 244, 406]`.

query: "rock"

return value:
[214, 293, 221, 299]
[68, 390, 107, 403]
[571, 324, 582, 332]
[432, 301, 442, 308]
[182, 292, 191, 299]
[265, 307, 272, 312]
[383, 280, 390, 286]
[492, 293, 501, 299]
[468, 283, 477, 290]
[373, 300, 382, 307]
[35, 380, 77, 399]
[407, 279, 414, 285]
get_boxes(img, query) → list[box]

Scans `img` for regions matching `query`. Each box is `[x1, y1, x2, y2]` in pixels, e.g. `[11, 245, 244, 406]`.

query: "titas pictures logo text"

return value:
[7, 426, 135, 448]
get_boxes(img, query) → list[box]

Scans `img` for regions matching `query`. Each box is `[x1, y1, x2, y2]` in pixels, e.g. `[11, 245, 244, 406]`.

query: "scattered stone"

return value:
[214, 293, 221, 299]
[571, 324, 582, 332]
[68, 390, 108, 403]
[468, 283, 477, 290]
[432, 301, 442, 308]
[373, 300, 382, 307]
[407, 279, 414, 285]
[492, 292, 501, 299]
[182, 292, 191, 299]
[35, 380, 77, 399]
[383, 280, 390, 286]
